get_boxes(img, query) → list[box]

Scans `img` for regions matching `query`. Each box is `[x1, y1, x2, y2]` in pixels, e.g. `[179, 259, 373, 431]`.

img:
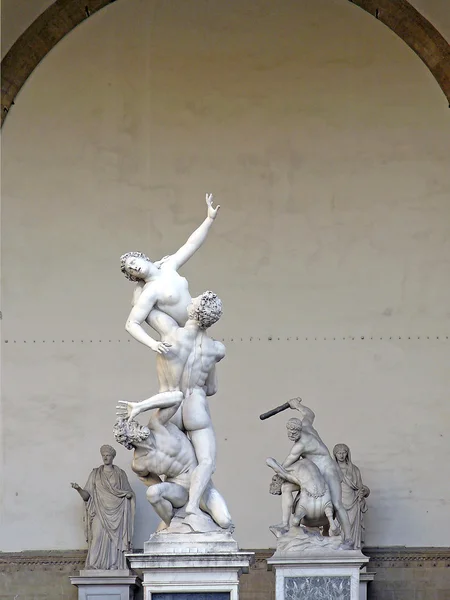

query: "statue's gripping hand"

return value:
[71, 482, 81, 491]
[288, 397, 303, 411]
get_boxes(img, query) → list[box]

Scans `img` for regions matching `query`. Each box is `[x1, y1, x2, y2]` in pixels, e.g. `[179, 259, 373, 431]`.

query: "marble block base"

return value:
[127, 532, 254, 600]
[70, 569, 140, 600]
[267, 551, 369, 600]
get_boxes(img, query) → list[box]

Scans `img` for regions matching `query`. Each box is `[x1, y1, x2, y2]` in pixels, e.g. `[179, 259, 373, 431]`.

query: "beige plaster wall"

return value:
[1, 0, 450, 552]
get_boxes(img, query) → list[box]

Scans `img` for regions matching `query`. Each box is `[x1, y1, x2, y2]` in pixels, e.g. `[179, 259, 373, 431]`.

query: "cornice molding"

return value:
[1, 547, 449, 570]
[0, 550, 86, 569]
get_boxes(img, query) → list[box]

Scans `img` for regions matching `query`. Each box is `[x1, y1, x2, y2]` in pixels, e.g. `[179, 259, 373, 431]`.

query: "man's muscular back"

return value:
[148, 309, 224, 394]
[300, 427, 342, 480]
[180, 332, 224, 393]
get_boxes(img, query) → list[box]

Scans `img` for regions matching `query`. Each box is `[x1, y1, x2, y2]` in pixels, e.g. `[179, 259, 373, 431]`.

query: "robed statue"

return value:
[71, 445, 135, 570]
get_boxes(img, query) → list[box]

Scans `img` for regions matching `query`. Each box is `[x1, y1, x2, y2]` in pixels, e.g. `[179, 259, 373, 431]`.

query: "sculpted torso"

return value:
[294, 428, 342, 480]
[149, 310, 224, 394]
[139, 268, 192, 329]
[132, 421, 197, 483]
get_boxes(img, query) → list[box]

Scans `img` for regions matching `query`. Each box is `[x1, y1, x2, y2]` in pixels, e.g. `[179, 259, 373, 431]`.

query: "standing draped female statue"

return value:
[71, 445, 135, 569]
[333, 443, 370, 549]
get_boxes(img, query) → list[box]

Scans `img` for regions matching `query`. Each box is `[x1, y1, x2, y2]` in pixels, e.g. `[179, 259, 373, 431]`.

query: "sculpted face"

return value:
[124, 256, 151, 280]
[335, 449, 348, 463]
[101, 450, 115, 466]
[287, 426, 302, 442]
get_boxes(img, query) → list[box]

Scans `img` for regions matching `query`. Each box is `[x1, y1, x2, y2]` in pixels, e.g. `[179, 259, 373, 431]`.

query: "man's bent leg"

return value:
[146, 482, 188, 526]
[200, 483, 232, 529]
[185, 427, 216, 515]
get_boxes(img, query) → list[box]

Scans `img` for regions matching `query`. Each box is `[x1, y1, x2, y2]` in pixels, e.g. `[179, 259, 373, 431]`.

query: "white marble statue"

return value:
[119, 195, 227, 528]
[113, 391, 232, 532]
[264, 398, 354, 549]
[117, 291, 226, 523]
[71, 445, 135, 570]
[120, 193, 220, 355]
[333, 443, 370, 549]
[267, 458, 338, 536]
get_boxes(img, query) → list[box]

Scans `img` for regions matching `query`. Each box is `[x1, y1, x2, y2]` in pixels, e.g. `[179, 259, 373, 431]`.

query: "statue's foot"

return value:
[269, 523, 289, 538]
[185, 504, 203, 517]
[156, 520, 169, 532]
[330, 524, 341, 537]
[341, 538, 354, 550]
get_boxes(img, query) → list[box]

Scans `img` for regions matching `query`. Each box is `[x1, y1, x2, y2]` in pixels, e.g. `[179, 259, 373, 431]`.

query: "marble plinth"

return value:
[267, 551, 369, 600]
[70, 569, 140, 600]
[127, 532, 254, 600]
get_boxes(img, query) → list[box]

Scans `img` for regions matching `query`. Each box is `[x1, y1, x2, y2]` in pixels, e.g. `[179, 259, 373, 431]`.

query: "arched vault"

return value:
[1, 0, 450, 126]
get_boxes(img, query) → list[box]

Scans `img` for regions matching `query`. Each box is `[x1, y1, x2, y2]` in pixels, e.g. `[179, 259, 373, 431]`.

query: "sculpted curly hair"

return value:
[100, 444, 116, 458]
[189, 291, 223, 329]
[286, 418, 303, 434]
[113, 418, 150, 450]
[120, 251, 151, 281]
[269, 474, 284, 495]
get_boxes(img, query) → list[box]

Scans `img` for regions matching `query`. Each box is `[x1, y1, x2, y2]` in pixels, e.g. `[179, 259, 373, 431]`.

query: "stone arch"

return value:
[1, 0, 450, 126]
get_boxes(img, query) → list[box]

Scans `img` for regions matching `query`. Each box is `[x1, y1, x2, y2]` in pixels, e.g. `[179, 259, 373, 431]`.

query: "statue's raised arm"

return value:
[288, 397, 316, 426]
[165, 193, 220, 271]
[120, 195, 221, 353]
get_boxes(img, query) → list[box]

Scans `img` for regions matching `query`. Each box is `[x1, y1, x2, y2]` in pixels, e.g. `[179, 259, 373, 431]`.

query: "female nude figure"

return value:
[120, 193, 220, 354]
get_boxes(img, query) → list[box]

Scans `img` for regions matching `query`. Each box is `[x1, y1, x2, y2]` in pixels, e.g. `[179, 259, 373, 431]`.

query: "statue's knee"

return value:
[146, 485, 162, 504]
[171, 391, 183, 403]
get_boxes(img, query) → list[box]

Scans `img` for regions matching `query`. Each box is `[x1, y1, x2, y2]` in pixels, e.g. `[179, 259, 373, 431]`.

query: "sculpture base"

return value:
[267, 550, 369, 600]
[127, 532, 254, 599]
[359, 567, 376, 600]
[70, 569, 141, 600]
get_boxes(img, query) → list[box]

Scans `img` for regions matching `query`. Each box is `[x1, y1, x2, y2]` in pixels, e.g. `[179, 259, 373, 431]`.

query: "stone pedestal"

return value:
[359, 567, 376, 600]
[70, 569, 141, 600]
[267, 551, 369, 600]
[127, 531, 254, 599]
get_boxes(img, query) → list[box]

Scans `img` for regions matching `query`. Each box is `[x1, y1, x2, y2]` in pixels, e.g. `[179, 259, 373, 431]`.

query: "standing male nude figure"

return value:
[118, 291, 226, 519]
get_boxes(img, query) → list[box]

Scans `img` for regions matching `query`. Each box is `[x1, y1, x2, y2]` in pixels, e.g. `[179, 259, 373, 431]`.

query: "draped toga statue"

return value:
[71, 445, 135, 569]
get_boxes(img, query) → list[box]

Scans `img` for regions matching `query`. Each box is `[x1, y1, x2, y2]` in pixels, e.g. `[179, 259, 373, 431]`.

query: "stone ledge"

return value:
[1, 547, 449, 570]
[363, 546, 450, 568]
[0, 549, 86, 569]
